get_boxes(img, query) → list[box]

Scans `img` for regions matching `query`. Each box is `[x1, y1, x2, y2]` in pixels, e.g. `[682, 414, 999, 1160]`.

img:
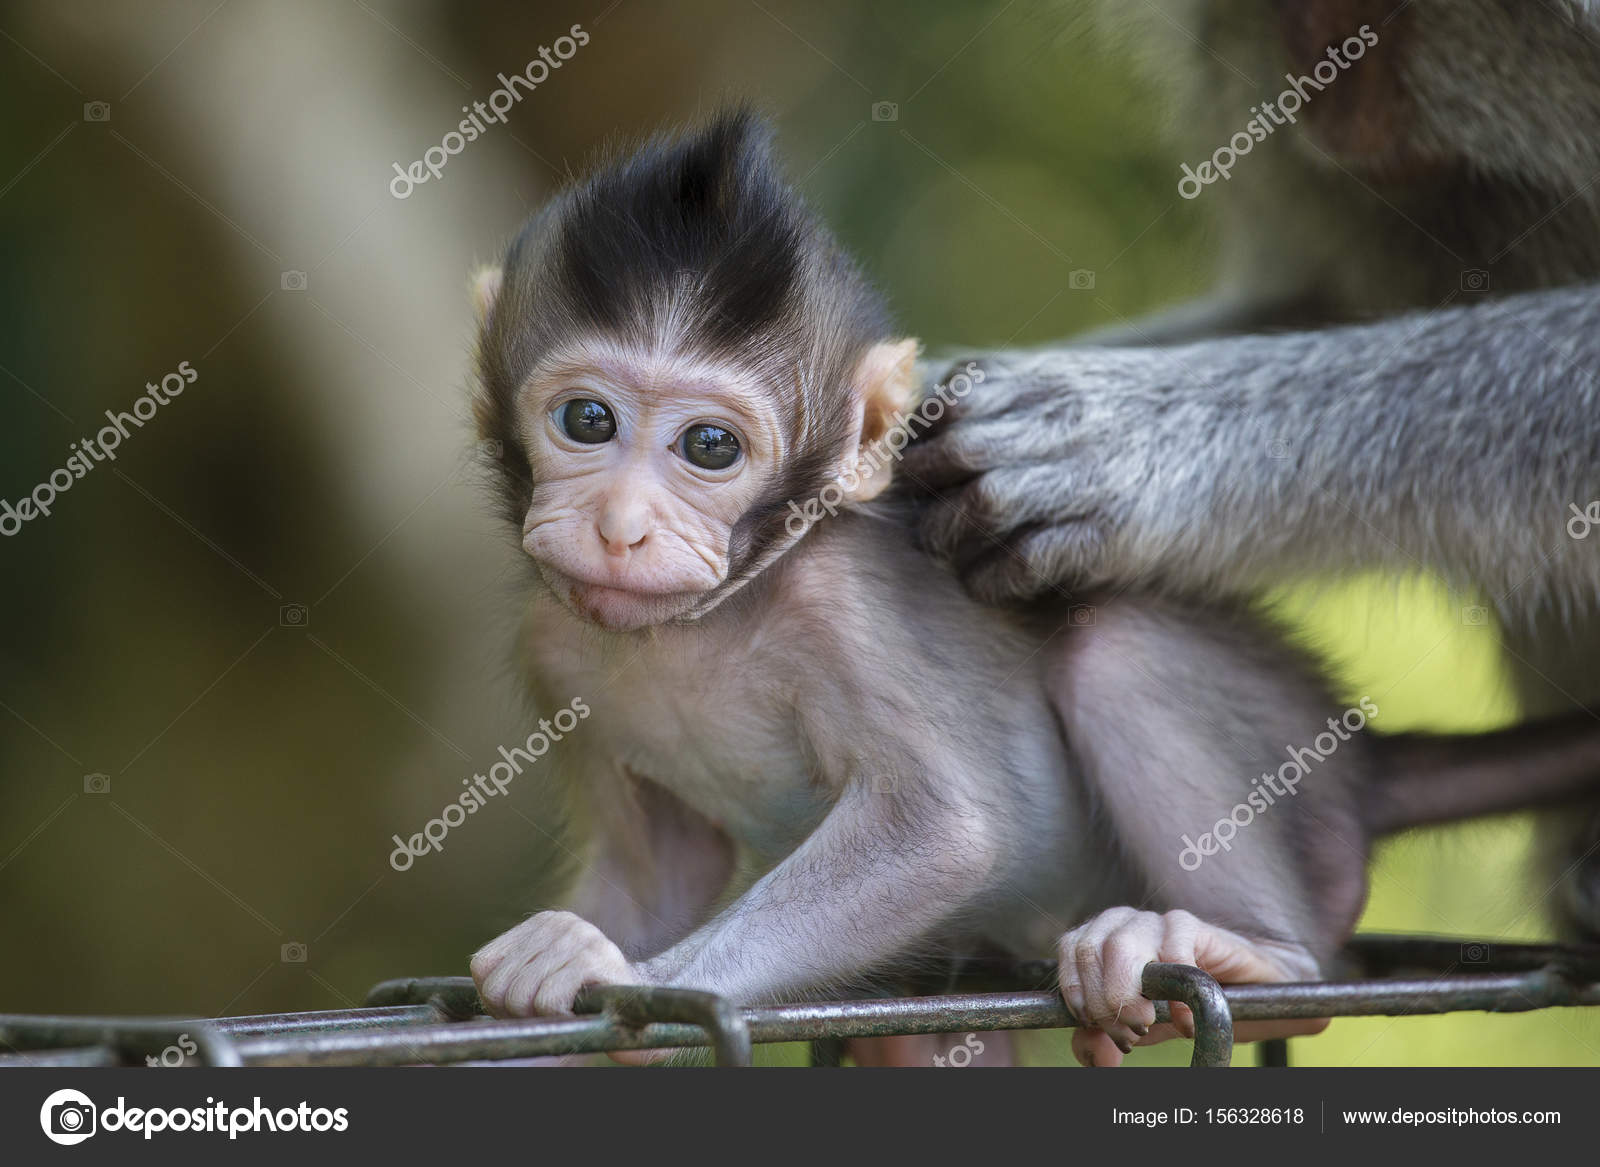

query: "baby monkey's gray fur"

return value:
[468, 110, 1600, 1066]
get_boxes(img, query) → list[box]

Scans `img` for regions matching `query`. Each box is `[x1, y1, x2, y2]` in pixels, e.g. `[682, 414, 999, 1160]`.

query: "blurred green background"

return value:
[1, 0, 1593, 1066]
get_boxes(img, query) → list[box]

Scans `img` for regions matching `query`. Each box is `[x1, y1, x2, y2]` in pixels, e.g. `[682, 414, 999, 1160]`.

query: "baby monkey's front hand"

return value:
[471, 910, 637, 1018]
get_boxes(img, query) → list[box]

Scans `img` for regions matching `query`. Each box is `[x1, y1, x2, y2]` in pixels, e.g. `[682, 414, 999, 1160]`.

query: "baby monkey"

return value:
[468, 110, 1600, 1066]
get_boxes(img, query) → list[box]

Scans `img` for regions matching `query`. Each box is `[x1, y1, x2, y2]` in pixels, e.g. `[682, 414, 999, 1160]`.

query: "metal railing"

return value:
[4, 935, 1598, 1068]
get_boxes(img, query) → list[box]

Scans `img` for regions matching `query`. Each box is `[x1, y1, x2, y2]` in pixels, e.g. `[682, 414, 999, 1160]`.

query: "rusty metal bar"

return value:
[1, 1046, 121, 1067]
[1343, 934, 1600, 978]
[573, 985, 752, 1066]
[234, 967, 1600, 1066]
[366, 977, 480, 1019]
[1142, 962, 1233, 1066]
[237, 993, 1065, 1065]
[4, 937, 1597, 1067]
[0, 1017, 243, 1067]
[210, 1005, 441, 1036]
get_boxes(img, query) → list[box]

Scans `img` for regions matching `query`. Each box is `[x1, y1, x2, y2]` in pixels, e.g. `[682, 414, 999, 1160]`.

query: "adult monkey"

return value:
[910, 0, 1600, 935]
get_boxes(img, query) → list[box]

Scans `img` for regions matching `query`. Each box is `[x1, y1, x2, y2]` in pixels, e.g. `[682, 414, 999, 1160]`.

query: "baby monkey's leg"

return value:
[1047, 600, 1370, 1066]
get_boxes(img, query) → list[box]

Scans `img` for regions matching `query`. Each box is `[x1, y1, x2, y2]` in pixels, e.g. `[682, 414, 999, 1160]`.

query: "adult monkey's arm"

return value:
[907, 283, 1600, 610]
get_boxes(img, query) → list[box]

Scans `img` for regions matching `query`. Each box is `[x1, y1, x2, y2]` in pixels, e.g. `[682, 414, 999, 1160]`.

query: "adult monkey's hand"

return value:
[905, 347, 1198, 605]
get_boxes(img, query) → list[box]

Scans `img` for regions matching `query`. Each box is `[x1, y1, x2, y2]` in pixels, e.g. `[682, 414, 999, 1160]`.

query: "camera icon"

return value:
[83, 101, 111, 122]
[871, 101, 899, 122]
[1460, 268, 1490, 292]
[1068, 269, 1096, 290]
[1266, 438, 1291, 459]
[870, 774, 898, 794]
[477, 438, 503, 460]
[280, 270, 308, 292]
[1069, 604, 1097, 627]
[1461, 605, 1489, 626]
[1460, 942, 1491, 963]
[281, 941, 308, 963]
[51, 1101, 94, 1135]
[279, 603, 309, 628]
[41, 1089, 97, 1145]
[83, 772, 110, 794]
[52, 1101, 93, 1139]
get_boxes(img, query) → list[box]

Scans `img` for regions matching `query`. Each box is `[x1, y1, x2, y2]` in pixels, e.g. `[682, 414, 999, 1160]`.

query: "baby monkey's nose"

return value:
[598, 528, 648, 555]
[597, 503, 650, 555]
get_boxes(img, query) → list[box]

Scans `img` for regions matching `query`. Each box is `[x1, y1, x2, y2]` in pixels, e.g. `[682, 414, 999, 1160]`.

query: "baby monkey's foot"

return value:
[1057, 907, 1326, 1067]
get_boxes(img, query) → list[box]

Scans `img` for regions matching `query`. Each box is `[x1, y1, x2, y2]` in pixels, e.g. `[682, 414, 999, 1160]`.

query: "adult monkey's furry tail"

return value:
[1365, 711, 1600, 836]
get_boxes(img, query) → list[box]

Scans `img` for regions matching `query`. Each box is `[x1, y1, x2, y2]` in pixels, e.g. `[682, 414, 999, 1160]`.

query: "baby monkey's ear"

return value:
[470, 266, 505, 442]
[471, 265, 504, 322]
[843, 338, 921, 502]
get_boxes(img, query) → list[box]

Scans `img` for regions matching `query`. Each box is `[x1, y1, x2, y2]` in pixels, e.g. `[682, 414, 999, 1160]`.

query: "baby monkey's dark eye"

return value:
[680, 424, 741, 470]
[557, 399, 616, 444]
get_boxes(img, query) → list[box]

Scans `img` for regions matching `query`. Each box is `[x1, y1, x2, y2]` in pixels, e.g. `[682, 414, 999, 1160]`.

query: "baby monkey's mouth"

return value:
[536, 564, 707, 632]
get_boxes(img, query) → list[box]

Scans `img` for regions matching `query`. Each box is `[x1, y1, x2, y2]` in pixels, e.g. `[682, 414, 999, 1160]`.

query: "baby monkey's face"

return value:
[517, 341, 787, 631]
